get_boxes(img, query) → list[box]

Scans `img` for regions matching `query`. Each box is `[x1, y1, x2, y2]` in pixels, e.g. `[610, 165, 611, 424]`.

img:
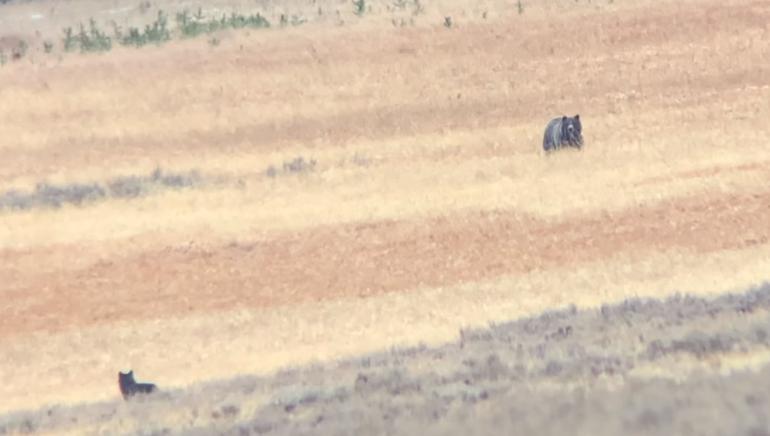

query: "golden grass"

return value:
[1, 0, 768, 246]
[2, 243, 770, 414]
[2, 131, 769, 250]
[1, 0, 770, 416]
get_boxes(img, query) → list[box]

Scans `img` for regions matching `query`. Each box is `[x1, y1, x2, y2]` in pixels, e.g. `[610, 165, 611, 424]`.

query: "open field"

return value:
[1, 0, 770, 432]
[2, 284, 770, 434]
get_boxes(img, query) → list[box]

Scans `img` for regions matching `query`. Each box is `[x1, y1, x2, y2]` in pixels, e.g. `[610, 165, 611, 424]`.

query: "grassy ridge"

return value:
[1, 284, 769, 434]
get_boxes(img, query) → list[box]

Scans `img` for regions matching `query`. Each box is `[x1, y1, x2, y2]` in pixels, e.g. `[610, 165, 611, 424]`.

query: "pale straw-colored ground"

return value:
[0, 0, 769, 417]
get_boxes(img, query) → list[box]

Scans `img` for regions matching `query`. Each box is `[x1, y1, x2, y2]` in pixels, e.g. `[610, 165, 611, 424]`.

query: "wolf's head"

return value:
[118, 370, 136, 398]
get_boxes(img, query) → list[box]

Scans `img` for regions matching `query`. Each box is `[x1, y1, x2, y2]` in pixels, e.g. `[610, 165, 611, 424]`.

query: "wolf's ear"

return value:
[574, 114, 580, 120]
[562, 116, 568, 121]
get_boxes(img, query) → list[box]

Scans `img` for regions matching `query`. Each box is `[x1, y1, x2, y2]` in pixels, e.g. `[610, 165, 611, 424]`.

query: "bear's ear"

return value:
[574, 114, 580, 120]
[562, 116, 568, 121]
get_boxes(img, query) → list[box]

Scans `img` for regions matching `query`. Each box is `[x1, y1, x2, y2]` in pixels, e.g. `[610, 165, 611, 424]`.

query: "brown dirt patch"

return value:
[2, 187, 769, 338]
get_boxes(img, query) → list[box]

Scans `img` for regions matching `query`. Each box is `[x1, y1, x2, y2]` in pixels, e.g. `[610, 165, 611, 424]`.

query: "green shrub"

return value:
[176, 10, 270, 38]
[116, 10, 171, 47]
[64, 19, 112, 53]
[353, 0, 366, 16]
[62, 27, 77, 52]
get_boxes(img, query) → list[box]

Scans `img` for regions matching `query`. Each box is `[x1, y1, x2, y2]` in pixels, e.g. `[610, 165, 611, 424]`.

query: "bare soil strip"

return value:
[2, 187, 769, 337]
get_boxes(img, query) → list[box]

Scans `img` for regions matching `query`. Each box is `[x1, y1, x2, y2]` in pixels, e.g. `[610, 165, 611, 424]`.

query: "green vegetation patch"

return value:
[176, 9, 271, 39]
[112, 11, 171, 47]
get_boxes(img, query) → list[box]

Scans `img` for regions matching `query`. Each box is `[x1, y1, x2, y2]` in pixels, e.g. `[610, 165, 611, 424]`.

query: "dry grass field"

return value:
[2, 285, 770, 435]
[1, 0, 770, 432]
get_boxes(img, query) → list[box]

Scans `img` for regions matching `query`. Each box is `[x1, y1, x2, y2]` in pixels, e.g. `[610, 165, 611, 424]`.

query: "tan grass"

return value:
[1, 0, 769, 417]
[1, 0, 768, 247]
[2, 243, 769, 414]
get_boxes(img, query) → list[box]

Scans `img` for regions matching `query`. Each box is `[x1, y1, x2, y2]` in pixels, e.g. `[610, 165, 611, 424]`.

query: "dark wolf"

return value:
[543, 114, 583, 152]
[118, 370, 157, 400]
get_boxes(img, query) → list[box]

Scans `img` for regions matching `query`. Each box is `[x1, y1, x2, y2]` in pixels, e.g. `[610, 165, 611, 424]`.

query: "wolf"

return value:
[118, 370, 157, 400]
[543, 114, 583, 153]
